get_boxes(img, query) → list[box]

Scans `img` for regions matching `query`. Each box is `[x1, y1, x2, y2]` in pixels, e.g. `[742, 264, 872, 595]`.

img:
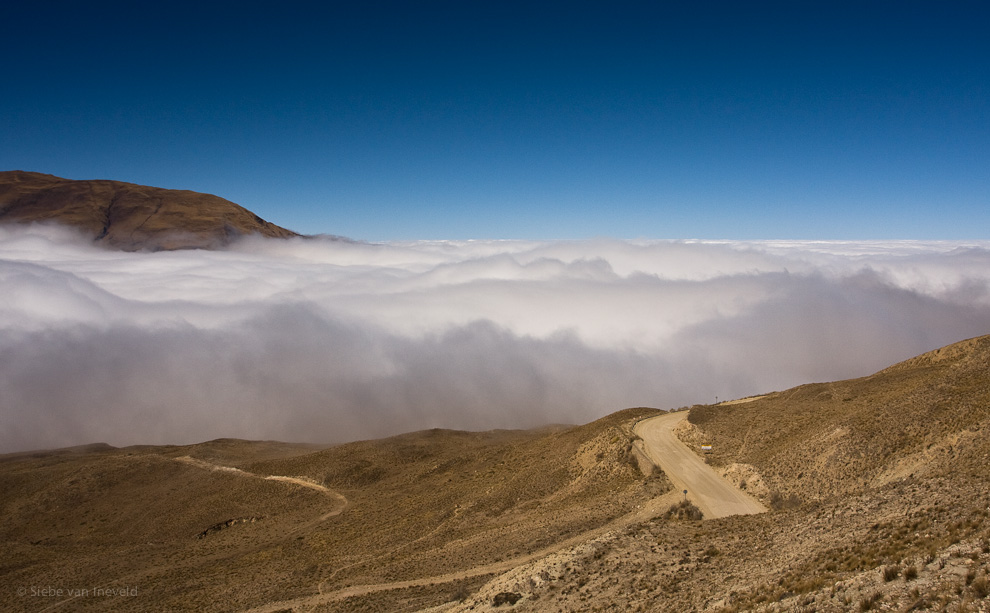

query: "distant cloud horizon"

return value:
[2, 224, 989, 453]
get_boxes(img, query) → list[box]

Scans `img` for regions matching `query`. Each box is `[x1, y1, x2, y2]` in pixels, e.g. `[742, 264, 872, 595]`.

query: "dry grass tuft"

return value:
[882, 564, 901, 581]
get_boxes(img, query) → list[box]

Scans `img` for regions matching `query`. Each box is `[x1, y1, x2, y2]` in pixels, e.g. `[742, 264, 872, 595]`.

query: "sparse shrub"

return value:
[859, 591, 882, 611]
[903, 565, 918, 581]
[686, 404, 712, 425]
[663, 499, 703, 521]
[971, 576, 989, 598]
[905, 594, 929, 610]
[770, 491, 802, 510]
[883, 564, 901, 581]
[492, 592, 522, 607]
[452, 584, 471, 602]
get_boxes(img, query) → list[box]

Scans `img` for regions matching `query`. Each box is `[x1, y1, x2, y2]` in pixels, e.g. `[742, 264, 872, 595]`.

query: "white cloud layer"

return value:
[2, 224, 990, 452]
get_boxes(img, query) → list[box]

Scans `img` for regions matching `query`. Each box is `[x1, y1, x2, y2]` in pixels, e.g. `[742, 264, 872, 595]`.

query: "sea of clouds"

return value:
[2, 224, 990, 452]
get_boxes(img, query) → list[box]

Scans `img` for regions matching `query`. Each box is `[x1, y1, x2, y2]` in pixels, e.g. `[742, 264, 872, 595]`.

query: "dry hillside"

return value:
[0, 408, 666, 612]
[684, 334, 990, 503]
[0, 171, 297, 250]
[471, 335, 990, 612]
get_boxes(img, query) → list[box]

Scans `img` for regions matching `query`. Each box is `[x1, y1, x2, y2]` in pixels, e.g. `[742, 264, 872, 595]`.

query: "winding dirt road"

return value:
[634, 411, 766, 519]
[174, 456, 349, 522]
[39, 457, 347, 613]
[239, 411, 765, 611]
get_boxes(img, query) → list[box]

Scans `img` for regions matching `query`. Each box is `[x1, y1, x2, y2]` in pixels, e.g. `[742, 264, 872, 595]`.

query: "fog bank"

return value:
[2, 225, 989, 452]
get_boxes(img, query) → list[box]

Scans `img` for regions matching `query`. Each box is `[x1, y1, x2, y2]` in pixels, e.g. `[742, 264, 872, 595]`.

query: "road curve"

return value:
[240, 413, 760, 611]
[634, 411, 766, 519]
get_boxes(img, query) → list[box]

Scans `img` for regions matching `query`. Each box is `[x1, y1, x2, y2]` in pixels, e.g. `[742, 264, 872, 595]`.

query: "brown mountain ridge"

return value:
[0, 171, 298, 251]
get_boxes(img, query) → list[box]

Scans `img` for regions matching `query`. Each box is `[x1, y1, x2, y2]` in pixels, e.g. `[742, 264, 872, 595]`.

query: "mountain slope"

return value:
[683, 334, 990, 504]
[481, 335, 990, 612]
[0, 408, 666, 612]
[0, 171, 298, 250]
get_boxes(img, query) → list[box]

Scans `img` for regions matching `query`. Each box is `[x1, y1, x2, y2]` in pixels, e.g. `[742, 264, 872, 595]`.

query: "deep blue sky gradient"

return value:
[3, 1, 988, 239]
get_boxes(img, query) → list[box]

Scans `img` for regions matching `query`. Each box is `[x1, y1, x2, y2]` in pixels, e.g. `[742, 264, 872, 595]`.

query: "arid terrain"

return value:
[2, 336, 989, 612]
[0, 171, 298, 250]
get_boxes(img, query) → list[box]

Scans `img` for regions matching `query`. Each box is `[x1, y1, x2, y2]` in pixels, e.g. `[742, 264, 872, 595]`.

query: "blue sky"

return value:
[3, 1, 988, 240]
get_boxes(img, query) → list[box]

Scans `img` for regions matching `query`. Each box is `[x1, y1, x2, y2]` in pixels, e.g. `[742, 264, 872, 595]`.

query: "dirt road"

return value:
[175, 456, 349, 521]
[239, 412, 764, 611]
[634, 411, 766, 519]
[238, 487, 679, 613]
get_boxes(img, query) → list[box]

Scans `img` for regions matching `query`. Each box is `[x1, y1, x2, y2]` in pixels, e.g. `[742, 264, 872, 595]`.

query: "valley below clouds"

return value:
[3, 225, 990, 453]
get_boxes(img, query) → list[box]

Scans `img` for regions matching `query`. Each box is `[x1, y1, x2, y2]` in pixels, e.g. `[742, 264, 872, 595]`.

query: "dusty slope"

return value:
[0, 171, 297, 250]
[240, 409, 668, 594]
[0, 442, 335, 612]
[471, 335, 990, 612]
[0, 408, 668, 612]
[683, 334, 990, 504]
